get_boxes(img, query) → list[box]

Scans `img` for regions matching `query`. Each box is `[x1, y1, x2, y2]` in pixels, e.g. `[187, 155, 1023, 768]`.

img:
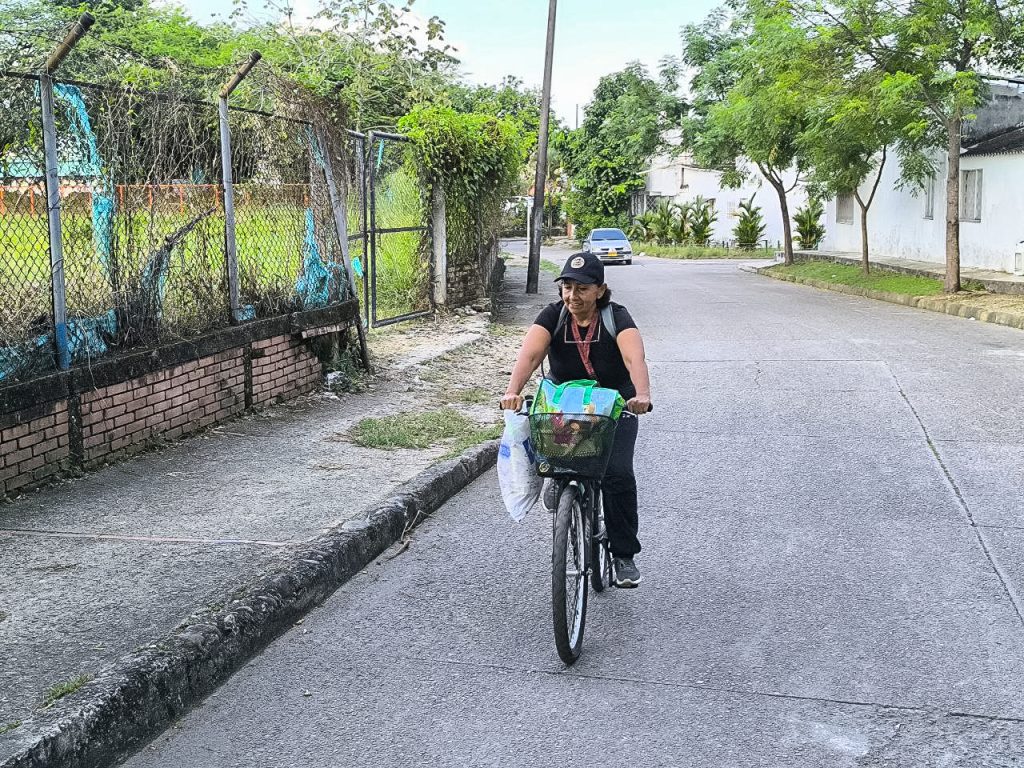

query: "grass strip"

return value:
[764, 261, 956, 296]
[638, 243, 775, 259]
[351, 408, 498, 452]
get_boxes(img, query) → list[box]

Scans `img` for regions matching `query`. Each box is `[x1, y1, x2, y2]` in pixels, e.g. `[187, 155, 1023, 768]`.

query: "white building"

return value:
[819, 81, 1024, 274]
[639, 139, 808, 248]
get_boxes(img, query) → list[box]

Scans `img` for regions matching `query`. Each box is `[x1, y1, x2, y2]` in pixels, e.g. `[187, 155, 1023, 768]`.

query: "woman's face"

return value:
[560, 280, 606, 316]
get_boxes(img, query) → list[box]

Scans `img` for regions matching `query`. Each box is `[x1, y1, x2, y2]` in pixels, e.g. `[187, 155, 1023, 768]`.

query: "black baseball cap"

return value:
[555, 252, 604, 285]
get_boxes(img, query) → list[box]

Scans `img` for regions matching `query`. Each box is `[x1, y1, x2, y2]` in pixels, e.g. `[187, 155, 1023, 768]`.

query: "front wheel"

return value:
[552, 483, 589, 665]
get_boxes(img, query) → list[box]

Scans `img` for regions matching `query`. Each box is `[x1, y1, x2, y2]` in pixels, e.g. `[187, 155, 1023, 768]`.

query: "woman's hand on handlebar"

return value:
[500, 393, 525, 412]
[626, 395, 653, 415]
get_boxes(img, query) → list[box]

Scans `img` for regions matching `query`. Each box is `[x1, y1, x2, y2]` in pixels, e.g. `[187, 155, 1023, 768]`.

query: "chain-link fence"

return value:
[0, 70, 358, 385]
[231, 110, 348, 318]
[59, 81, 226, 354]
[0, 74, 56, 382]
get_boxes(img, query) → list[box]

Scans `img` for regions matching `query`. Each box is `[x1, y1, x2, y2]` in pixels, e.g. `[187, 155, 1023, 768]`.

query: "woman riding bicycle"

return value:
[500, 251, 653, 587]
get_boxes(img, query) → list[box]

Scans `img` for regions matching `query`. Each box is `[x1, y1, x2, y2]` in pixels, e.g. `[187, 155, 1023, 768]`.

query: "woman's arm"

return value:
[616, 328, 653, 414]
[500, 324, 553, 410]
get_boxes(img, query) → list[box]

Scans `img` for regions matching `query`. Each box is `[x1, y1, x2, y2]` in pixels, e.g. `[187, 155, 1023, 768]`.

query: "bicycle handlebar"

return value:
[503, 399, 653, 415]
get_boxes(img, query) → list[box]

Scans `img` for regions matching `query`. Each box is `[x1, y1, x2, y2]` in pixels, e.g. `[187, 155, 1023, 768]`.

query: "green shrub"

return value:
[733, 196, 766, 249]
[794, 198, 826, 250]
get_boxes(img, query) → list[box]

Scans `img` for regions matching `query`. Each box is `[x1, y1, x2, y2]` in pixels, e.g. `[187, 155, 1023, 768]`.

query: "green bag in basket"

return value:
[531, 379, 625, 420]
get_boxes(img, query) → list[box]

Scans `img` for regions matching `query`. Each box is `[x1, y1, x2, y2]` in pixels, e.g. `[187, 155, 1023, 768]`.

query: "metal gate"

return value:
[366, 131, 433, 328]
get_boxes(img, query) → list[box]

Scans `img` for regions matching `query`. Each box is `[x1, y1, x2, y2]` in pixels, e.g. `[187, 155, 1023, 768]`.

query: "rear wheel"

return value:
[591, 492, 612, 592]
[552, 483, 589, 665]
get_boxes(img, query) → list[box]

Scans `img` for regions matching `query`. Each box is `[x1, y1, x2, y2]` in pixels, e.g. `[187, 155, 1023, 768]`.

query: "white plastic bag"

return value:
[497, 411, 542, 522]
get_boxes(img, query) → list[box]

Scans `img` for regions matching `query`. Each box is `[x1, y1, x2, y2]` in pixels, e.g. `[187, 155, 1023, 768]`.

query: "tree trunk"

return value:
[944, 114, 962, 293]
[853, 146, 886, 276]
[778, 189, 793, 266]
[855, 193, 870, 275]
[766, 176, 793, 265]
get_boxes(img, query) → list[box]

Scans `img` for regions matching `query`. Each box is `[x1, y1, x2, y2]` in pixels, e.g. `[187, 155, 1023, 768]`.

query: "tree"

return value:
[682, 3, 811, 264]
[557, 61, 684, 236]
[0, 0, 460, 131]
[792, 0, 1024, 291]
[449, 77, 541, 140]
[798, 46, 932, 273]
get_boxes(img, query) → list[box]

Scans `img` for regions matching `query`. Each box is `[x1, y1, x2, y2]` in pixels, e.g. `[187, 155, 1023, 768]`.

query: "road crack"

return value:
[884, 363, 1024, 630]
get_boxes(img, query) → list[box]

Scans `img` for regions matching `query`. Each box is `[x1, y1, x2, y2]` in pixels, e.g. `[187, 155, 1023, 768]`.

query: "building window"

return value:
[961, 169, 982, 222]
[706, 198, 716, 211]
[679, 167, 686, 189]
[923, 174, 935, 220]
[836, 193, 854, 224]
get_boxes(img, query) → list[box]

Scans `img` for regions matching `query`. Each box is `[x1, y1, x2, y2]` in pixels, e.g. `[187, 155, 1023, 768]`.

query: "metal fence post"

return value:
[431, 184, 447, 307]
[367, 132, 378, 325]
[40, 12, 94, 370]
[218, 52, 261, 323]
[357, 134, 369, 325]
[317, 129, 370, 369]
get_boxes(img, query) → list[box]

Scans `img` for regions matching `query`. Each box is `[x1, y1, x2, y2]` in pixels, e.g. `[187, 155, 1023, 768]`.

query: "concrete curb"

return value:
[753, 266, 1024, 332]
[0, 440, 499, 768]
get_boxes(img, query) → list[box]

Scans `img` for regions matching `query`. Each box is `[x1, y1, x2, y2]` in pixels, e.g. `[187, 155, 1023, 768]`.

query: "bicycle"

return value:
[525, 401, 650, 665]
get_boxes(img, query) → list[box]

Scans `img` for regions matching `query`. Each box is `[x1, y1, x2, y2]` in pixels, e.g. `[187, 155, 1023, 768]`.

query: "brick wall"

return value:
[0, 301, 359, 500]
[0, 401, 70, 496]
[251, 336, 321, 407]
[79, 350, 246, 467]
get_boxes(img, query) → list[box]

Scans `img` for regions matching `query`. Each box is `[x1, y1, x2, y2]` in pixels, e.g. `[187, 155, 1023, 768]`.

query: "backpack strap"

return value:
[553, 304, 569, 339]
[601, 304, 617, 340]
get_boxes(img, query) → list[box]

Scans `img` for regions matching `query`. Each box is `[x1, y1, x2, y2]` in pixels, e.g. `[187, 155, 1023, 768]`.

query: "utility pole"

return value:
[527, 0, 557, 295]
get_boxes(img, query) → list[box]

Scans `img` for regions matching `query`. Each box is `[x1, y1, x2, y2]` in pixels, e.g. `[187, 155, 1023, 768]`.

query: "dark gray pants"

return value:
[603, 414, 640, 557]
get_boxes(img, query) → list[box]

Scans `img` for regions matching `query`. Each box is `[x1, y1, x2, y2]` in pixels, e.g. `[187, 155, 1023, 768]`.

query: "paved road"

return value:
[127, 257, 1024, 766]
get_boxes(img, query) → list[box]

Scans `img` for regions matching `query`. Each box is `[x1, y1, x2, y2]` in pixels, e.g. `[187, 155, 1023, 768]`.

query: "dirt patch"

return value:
[953, 293, 1024, 314]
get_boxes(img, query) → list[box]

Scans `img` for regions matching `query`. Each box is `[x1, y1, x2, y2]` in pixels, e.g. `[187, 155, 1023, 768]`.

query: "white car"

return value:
[582, 228, 633, 265]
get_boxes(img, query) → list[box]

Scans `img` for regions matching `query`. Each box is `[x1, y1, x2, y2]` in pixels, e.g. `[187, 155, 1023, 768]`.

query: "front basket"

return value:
[529, 412, 618, 479]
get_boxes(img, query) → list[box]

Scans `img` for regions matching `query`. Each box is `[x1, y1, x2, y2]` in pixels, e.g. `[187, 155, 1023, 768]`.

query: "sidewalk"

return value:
[795, 249, 1024, 294]
[0, 258, 549, 759]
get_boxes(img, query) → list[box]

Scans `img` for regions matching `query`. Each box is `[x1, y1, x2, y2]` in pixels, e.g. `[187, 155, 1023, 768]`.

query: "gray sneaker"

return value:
[541, 479, 559, 513]
[613, 557, 642, 588]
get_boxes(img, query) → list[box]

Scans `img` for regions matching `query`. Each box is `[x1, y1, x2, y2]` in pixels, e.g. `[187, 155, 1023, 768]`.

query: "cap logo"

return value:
[570, 256, 585, 269]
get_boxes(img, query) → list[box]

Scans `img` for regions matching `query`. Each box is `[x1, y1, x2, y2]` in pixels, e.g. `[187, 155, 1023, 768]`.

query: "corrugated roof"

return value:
[962, 125, 1024, 157]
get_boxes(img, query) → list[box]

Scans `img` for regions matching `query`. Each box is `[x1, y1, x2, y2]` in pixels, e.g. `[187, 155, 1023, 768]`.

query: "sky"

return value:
[176, 0, 722, 125]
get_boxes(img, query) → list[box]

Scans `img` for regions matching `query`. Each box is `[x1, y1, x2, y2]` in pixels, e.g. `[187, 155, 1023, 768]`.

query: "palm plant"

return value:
[687, 196, 718, 247]
[669, 202, 693, 245]
[793, 198, 826, 250]
[733, 196, 766, 249]
[628, 209, 656, 241]
[648, 200, 679, 245]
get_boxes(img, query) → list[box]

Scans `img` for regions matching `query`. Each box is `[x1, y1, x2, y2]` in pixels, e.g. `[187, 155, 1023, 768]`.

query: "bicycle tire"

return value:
[552, 483, 589, 665]
[591, 489, 612, 593]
